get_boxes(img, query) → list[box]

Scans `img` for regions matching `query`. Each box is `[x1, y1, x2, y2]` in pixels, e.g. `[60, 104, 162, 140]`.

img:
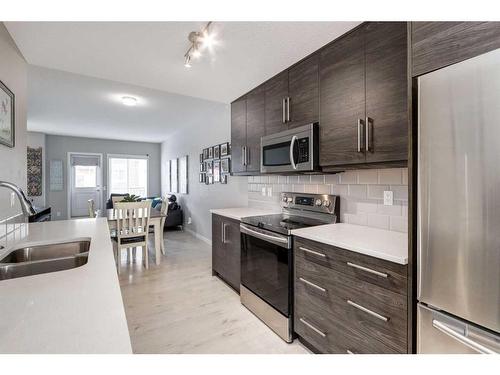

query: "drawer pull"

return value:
[347, 300, 389, 322]
[299, 277, 326, 292]
[300, 246, 326, 258]
[299, 318, 326, 338]
[347, 262, 388, 278]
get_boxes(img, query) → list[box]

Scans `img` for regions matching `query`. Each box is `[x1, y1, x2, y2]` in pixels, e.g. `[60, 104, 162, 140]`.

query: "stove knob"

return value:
[282, 196, 288, 202]
[315, 199, 322, 206]
[323, 200, 331, 207]
[287, 197, 293, 203]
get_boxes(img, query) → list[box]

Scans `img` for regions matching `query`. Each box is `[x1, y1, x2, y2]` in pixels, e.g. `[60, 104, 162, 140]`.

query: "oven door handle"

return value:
[289, 135, 298, 170]
[240, 224, 290, 248]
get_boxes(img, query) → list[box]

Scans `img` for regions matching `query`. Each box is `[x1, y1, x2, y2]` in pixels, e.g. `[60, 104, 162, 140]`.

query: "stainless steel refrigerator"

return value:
[418, 48, 500, 354]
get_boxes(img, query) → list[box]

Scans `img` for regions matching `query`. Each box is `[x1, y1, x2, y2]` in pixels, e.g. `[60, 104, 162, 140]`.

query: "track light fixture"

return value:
[183, 22, 218, 68]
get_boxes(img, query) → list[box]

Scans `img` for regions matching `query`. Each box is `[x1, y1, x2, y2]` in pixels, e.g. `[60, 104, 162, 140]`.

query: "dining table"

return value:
[106, 208, 167, 265]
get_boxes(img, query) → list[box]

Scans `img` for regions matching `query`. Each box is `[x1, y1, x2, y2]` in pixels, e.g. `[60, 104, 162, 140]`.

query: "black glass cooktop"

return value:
[241, 213, 331, 235]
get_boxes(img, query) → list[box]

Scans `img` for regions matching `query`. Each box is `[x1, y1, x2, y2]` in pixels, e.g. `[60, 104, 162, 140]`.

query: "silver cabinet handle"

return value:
[357, 118, 364, 152]
[347, 300, 389, 322]
[347, 262, 388, 278]
[222, 223, 228, 244]
[282, 98, 286, 123]
[299, 318, 326, 338]
[289, 135, 298, 170]
[241, 146, 246, 166]
[246, 146, 250, 167]
[240, 224, 289, 245]
[299, 277, 326, 292]
[286, 97, 291, 122]
[299, 246, 326, 258]
[432, 320, 496, 354]
[365, 117, 372, 152]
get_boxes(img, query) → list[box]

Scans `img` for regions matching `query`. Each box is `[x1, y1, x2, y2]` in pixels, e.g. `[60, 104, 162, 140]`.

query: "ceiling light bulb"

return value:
[192, 48, 201, 58]
[200, 31, 217, 49]
[184, 55, 192, 68]
[121, 96, 137, 106]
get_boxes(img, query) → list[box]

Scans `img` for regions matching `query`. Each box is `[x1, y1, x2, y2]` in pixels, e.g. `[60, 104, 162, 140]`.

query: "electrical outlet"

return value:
[383, 190, 394, 206]
[267, 186, 273, 197]
[261, 187, 266, 196]
[187, 217, 192, 224]
[10, 192, 15, 208]
[56, 211, 61, 217]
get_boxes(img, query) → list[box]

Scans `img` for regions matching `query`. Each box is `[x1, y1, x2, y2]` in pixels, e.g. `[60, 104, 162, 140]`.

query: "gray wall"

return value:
[45, 134, 161, 220]
[0, 23, 27, 222]
[161, 103, 248, 242]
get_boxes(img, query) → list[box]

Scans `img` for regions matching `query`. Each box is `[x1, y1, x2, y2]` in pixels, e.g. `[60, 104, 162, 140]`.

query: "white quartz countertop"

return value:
[210, 207, 281, 221]
[0, 218, 132, 353]
[291, 223, 408, 265]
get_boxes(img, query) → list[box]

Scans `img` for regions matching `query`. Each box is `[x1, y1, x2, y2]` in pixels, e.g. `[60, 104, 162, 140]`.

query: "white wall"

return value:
[0, 23, 27, 222]
[26, 131, 46, 208]
[161, 103, 248, 242]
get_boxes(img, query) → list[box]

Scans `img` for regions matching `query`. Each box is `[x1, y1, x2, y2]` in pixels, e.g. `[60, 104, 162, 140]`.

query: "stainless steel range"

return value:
[240, 192, 339, 342]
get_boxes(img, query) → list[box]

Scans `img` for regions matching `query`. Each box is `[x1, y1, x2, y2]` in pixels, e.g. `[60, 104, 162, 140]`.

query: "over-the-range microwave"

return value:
[260, 123, 319, 174]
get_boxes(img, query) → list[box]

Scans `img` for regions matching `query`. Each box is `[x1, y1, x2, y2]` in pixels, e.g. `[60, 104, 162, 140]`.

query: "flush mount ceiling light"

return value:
[183, 22, 218, 68]
[121, 96, 138, 106]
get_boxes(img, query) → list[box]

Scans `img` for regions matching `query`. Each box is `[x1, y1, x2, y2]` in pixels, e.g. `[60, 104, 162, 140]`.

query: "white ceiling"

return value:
[27, 65, 229, 142]
[6, 21, 360, 103]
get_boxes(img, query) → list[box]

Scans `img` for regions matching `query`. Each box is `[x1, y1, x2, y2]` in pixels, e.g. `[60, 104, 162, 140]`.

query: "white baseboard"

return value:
[184, 228, 212, 246]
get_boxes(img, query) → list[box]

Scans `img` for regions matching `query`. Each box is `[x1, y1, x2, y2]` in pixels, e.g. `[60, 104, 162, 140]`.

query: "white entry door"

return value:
[69, 153, 103, 218]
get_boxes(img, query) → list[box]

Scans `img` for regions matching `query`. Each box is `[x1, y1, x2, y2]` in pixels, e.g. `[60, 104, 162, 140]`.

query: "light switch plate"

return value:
[261, 187, 266, 196]
[267, 186, 273, 197]
[383, 190, 394, 206]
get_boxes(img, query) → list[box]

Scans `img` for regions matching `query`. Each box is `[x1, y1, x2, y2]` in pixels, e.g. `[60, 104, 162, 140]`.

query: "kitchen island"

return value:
[0, 218, 132, 353]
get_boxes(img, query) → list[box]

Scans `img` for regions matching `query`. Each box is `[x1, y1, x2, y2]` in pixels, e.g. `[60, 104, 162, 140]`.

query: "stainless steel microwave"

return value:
[260, 123, 319, 174]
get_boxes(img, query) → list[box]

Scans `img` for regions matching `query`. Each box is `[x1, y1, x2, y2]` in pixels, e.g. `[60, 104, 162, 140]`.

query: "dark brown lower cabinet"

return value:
[212, 214, 241, 292]
[294, 237, 408, 354]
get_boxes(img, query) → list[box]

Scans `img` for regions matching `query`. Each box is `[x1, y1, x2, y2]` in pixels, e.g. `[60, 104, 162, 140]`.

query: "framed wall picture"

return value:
[200, 162, 206, 172]
[199, 173, 206, 183]
[0, 80, 15, 148]
[206, 160, 213, 175]
[220, 158, 230, 174]
[213, 145, 220, 159]
[221, 174, 228, 184]
[206, 175, 213, 185]
[203, 148, 209, 160]
[171, 158, 178, 193]
[179, 155, 188, 194]
[199, 153, 204, 163]
[208, 147, 213, 159]
[220, 142, 229, 156]
[213, 160, 221, 183]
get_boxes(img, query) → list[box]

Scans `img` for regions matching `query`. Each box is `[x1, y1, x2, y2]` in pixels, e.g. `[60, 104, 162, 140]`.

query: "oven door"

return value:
[240, 223, 292, 317]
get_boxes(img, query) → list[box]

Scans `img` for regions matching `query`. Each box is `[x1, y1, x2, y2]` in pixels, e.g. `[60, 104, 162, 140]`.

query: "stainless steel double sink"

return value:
[0, 241, 90, 281]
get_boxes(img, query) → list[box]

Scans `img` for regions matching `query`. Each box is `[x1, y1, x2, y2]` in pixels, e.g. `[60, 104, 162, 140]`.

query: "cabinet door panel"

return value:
[264, 71, 289, 135]
[246, 86, 265, 172]
[223, 219, 241, 292]
[230, 97, 247, 173]
[365, 22, 408, 163]
[212, 214, 225, 276]
[320, 28, 366, 166]
[288, 54, 319, 129]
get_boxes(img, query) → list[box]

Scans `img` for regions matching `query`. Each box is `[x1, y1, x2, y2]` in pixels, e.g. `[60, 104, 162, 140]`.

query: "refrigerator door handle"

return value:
[432, 319, 497, 354]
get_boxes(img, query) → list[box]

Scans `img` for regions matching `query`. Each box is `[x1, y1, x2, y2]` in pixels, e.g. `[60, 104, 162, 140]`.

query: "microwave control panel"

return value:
[297, 137, 309, 163]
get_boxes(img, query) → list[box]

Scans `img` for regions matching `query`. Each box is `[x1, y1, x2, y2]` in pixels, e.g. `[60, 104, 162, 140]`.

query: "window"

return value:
[74, 165, 97, 188]
[108, 155, 148, 198]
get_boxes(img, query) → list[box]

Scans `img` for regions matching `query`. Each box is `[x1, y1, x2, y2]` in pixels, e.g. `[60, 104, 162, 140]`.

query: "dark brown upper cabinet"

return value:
[230, 96, 247, 174]
[320, 27, 366, 166]
[365, 22, 408, 163]
[230, 86, 265, 174]
[320, 22, 408, 168]
[264, 71, 289, 135]
[245, 85, 265, 172]
[412, 22, 500, 77]
[287, 53, 320, 129]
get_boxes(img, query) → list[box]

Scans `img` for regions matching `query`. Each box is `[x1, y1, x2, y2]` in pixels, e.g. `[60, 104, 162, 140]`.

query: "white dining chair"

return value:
[112, 200, 152, 274]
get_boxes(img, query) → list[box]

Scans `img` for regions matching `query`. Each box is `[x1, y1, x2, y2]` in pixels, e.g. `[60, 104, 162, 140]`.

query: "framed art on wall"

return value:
[220, 142, 229, 156]
[208, 147, 213, 159]
[203, 148, 209, 160]
[199, 173, 206, 183]
[206, 160, 213, 175]
[179, 155, 188, 194]
[220, 158, 230, 174]
[213, 145, 220, 159]
[0, 80, 15, 148]
[171, 158, 178, 193]
[213, 160, 220, 183]
[221, 174, 228, 184]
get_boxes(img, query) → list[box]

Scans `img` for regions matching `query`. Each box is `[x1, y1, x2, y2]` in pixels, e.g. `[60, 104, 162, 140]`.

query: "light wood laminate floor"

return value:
[118, 230, 309, 354]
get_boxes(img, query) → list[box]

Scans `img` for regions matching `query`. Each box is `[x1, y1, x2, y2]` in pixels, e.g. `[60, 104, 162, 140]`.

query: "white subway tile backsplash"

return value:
[348, 185, 367, 199]
[339, 171, 357, 184]
[378, 168, 403, 185]
[357, 170, 378, 184]
[248, 168, 408, 233]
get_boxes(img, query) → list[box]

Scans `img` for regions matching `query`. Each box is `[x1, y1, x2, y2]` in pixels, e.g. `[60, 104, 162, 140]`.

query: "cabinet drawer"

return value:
[295, 294, 400, 354]
[295, 237, 407, 295]
[295, 255, 407, 352]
